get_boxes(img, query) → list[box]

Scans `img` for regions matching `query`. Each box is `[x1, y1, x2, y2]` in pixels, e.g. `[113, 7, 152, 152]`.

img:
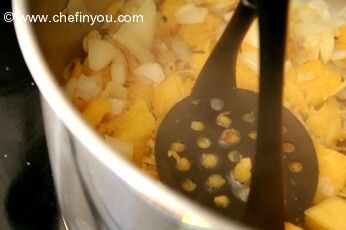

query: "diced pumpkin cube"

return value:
[236, 58, 258, 92]
[191, 50, 210, 76]
[108, 99, 156, 138]
[306, 98, 343, 147]
[313, 144, 346, 204]
[288, 60, 343, 108]
[284, 222, 303, 230]
[283, 79, 306, 115]
[305, 196, 346, 230]
[178, 14, 222, 52]
[152, 72, 189, 120]
[128, 83, 154, 108]
[106, 99, 156, 164]
[336, 25, 346, 50]
[83, 97, 110, 127]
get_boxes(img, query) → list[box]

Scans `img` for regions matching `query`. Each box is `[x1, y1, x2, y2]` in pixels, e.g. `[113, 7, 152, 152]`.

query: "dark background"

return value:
[0, 0, 59, 229]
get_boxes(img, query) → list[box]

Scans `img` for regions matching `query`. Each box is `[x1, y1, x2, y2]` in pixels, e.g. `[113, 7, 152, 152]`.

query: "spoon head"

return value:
[155, 89, 318, 224]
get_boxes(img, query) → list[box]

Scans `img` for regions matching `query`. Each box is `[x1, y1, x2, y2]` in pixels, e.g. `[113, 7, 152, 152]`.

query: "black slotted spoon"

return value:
[155, 0, 318, 229]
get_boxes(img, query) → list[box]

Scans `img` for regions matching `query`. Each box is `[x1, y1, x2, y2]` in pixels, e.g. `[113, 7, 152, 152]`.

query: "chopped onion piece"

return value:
[109, 99, 127, 115]
[111, 62, 126, 85]
[83, 30, 102, 52]
[113, 0, 156, 63]
[102, 81, 128, 99]
[105, 136, 133, 160]
[65, 77, 77, 99]
[330, 49, 346, 61]
[75, 75, 102, 101]
[89, 73, 103, 88]
[133, 63, 165, 85]
[88, 39, 116, 71]
[170, 39, 191, 62]
[135, 75, 155, 86]
[335, 6, 346, 26]
[175, 4, 209, 25]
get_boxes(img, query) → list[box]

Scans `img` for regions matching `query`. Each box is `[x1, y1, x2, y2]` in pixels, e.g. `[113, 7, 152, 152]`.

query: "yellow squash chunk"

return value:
[106, 99, 156, 164]
[152, 72, 190, 120]
[313, 144, 346, 204]
[283, 79, 306, 115]
[83, 98, 110, 127]
[336, 25, 346, 50]
[284, 222, 303, 230]
[178, 14, 223, 52]
[306, 98, 343, 147]
[128, 83, 154, 108]
[288, 60, 343, 108]
[305, 196, 346, 230]
[191, 50, 211, 76]
[107, 99, 156, 138]
[236, 58, 258, 92]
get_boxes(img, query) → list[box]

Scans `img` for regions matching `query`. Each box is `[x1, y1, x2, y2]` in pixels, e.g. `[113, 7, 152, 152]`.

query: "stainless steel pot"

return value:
[12, 0, 344, 229]
[12, 1, 244, 229]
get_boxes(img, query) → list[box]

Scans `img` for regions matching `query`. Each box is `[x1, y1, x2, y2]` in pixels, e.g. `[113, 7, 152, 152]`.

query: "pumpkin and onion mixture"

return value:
[63, 0, 346, 229]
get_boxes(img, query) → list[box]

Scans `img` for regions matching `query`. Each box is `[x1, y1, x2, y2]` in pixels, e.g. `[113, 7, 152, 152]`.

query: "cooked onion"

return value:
[111, 59, 127, 85]
[113, 0, 156, 63]
[109, 98, 127, 115]
[330, 49, 346, 61]
[102, 81, 128, 99]
[83, 30, 102, 52]
[65, 77, 77, 99]
[133, 62, 165, 85]
[75, 75, 102, 101]
[88, 39, 116, 71]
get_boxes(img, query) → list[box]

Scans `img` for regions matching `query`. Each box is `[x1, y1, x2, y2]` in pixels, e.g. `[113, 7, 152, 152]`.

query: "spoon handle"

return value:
[244, 0, 289, 229]
[191, 1, 256, 99]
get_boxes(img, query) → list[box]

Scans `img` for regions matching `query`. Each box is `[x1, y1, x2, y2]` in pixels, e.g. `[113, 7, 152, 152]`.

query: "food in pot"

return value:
[63, 0, 346, 228]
